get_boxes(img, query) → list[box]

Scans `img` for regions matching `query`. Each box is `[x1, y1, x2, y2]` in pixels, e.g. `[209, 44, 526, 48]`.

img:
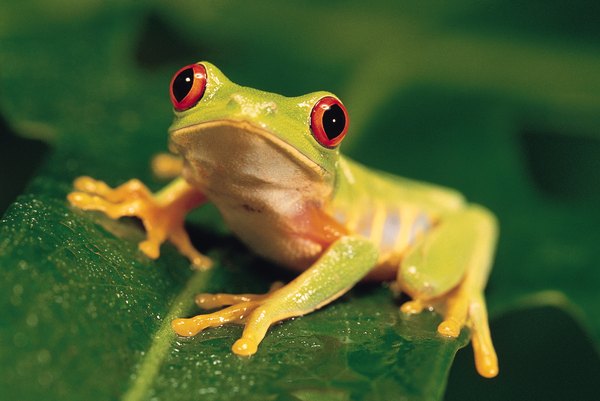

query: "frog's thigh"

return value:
[397, 205, 497, 301]
[398, 204, 499, 378]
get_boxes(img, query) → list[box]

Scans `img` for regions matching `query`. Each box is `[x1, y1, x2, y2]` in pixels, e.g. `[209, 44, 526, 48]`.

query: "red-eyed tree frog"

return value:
[68, 62, 499, 378]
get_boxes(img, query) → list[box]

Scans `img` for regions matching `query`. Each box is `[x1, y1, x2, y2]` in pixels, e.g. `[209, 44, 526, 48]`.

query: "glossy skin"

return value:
[68, 62, 499, 378]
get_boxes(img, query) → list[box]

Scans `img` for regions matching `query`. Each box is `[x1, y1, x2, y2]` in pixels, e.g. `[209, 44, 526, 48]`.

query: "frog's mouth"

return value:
[168, 120, 331, 194]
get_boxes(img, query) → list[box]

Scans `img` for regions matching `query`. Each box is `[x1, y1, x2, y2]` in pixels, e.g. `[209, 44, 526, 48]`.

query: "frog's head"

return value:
[167, 62, 349, 202]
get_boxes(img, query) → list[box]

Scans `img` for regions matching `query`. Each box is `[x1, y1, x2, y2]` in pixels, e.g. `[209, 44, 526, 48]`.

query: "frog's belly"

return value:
[218, 206, 324, 271]
[215, 203, 399, 281]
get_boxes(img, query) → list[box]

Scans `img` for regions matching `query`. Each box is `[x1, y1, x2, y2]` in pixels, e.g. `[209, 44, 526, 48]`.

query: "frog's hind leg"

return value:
[396, 205, 499, 378]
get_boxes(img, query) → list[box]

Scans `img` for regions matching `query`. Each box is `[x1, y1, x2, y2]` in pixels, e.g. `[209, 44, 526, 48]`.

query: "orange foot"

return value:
[400, 288, 498, 378]
[172, 282, 284, 355]
[68, 176, 211, 270]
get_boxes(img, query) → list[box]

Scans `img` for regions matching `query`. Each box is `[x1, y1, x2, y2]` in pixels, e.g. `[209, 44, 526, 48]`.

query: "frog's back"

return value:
[329, 157, 465, 279]
[334, 157, 465, 212]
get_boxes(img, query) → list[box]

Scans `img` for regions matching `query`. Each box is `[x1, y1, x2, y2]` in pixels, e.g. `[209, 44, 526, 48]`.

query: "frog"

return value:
[67, 61, 499, 378]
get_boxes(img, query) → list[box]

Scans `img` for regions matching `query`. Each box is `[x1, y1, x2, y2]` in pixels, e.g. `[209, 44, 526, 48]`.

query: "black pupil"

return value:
[322, 104, 346, 140]
[172, 68, 194, 102]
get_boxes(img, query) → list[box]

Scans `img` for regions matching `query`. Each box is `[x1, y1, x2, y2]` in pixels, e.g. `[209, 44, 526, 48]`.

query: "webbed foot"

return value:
[68, 176, 211, 270]
[171, 282, 284, 355]
[400, 289, 498, 378]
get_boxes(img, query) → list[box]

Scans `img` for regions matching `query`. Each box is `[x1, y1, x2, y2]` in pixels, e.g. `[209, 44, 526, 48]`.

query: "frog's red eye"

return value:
[170, 63, 207, 111]
[310, 96, 349, 148]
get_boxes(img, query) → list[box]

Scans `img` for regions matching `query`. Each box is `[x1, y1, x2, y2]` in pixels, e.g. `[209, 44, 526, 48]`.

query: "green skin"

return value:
[167, 62, 498, 377]
[70, 61, 499, 378]
[168, 62, 494, 295]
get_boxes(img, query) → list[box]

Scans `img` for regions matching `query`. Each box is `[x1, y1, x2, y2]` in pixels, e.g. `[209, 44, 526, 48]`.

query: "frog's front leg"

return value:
[67, 176, 212, 269]
[172, 235, 378, 355]
[397, 205, 499, 378]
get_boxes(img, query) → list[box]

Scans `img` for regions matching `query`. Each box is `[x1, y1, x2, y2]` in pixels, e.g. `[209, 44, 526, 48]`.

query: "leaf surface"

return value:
[1, 2, 599, 401]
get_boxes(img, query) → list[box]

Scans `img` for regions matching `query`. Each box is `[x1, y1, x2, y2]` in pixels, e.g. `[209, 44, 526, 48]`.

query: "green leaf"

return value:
[1, 1, 599, 401]
[0, 194, 467, 401]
